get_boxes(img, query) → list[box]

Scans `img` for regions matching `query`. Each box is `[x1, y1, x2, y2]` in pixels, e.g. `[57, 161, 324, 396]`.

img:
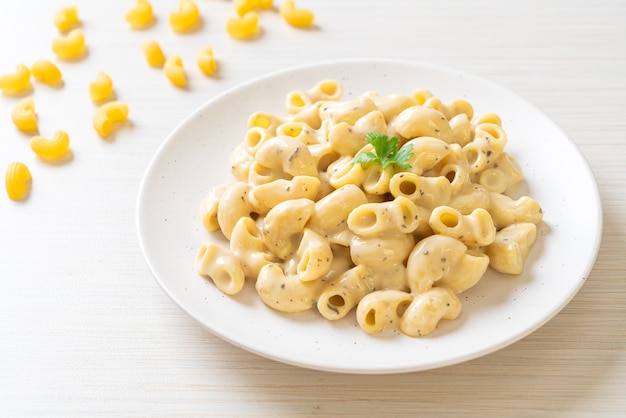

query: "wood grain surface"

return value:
[1, 1, 624, 416]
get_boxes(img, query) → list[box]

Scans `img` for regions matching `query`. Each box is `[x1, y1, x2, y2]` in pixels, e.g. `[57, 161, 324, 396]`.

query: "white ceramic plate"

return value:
[136, 59, 602, 374]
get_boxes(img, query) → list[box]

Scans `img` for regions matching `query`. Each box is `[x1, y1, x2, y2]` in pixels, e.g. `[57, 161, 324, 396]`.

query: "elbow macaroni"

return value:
[52, 29, 85, 60]
[89, 72, 114, 103]
[169, 0, 200, 32]
[196, 46, 217, 76]
[230, 216, 277, 278]
[31, 59, 63, 85]
[11, 97, 38, 132]
[234, 0, 273, 17]
[279, 0, 315, 28]
[195, 242, 245, 295]
[5, 162, 32, 201]
[30, 130, 71, 160]
[164, 55, 186, 87]
[486, 222, 537, 274]
[429, 206, 496, 246]
[54, 5, 79, 32]
[400, 287, 462, 337]
[93, 101, 129, 138]
[0, 64, 31, 95]
[356, 289, 413, 334]
[142, 39, 166, 68]
[225, 11, 260, 39]
[125, 0, 154, 29]
[195, 80, 544, 337]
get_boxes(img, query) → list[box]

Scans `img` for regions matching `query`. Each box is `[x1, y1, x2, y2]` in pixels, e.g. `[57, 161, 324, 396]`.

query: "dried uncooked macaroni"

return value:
[52, 28, 85, 59]
[31, 59, 63, 85]
[225, 11, 259, 39]
[89, 71, 114, 103]
[0, 64, 31, 95]
[196, 46, 217, 76]
[30, 130, 71, 160]
[125, 0, 154, 29]
[142, 39, 165, 68]
[11, 97, 38, 132]
[169, 0, 200, 32]
[164, 55, 186, 87]
[279, 0, 315, 28]
[233, 0, 273, 16]
[93, 101, 129, 138]
[195, 80, 543, 337]
[54, 5, 79, 32]
[5, 162, 32, 201]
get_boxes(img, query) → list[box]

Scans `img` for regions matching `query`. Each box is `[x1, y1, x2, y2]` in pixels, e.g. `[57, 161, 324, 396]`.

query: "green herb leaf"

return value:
[351, 132, 414, 169]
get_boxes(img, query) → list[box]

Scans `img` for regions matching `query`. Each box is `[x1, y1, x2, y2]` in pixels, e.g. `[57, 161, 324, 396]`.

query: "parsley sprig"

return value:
[351, 133, 414, 169]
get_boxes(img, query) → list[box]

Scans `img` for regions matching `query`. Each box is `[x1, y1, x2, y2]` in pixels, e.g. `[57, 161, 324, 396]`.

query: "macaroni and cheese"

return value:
[195, 80, 543, 337]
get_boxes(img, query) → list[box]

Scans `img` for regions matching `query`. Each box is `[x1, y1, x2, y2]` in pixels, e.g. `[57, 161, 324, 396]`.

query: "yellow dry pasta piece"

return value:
[233, 0, 273, 16]
[233, 0, 255, 16]
[5, 162, 32, 201]
[93, 101, 129, 138]
[31, 59, 63, 85]
[54, 5, 79, 32]
[0, 64, 31, 95]
[11, 97, 38, 132]
[52, 28, 85, 59]
[196, 46, 217, 76]
[169, 0, 200, 32]
[164, 55, 186, 87]
[142, 39, 165, 67]
[279, 0, 314, 28]
[125, 0, 154, 29]
[89, 71, 113, 103]
[225, 11, 259, 39]
[30, 130, 71, 160]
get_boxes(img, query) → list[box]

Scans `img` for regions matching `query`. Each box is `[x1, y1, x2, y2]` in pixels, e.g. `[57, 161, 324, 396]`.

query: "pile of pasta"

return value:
[195, 80, 543, 337]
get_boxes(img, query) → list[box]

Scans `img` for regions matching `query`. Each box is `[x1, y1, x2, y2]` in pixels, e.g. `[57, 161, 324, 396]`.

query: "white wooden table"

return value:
[1, 1, 625, 416]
